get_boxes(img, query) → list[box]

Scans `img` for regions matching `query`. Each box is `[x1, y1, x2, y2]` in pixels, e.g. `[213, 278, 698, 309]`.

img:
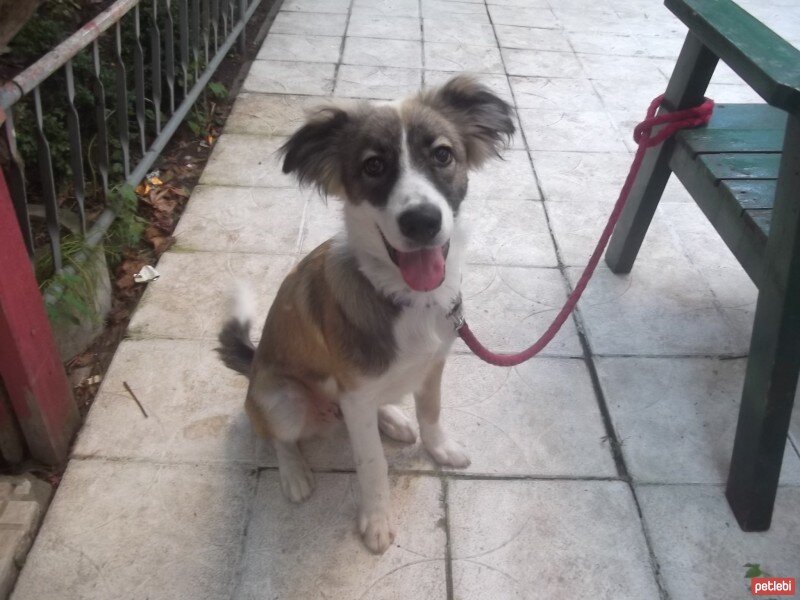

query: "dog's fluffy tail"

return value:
[216, 281, 256, 376]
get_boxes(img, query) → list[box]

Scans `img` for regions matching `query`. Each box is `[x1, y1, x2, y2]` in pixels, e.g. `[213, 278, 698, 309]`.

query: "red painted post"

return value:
[0, 164, 79, 464]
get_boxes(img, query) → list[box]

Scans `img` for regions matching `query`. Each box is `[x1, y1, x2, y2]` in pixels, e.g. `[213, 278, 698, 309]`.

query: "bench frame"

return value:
[604, 0, 800, 531]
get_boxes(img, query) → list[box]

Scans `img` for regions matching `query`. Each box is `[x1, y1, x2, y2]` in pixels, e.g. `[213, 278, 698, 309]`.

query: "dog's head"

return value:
[280, 75, 515, 293]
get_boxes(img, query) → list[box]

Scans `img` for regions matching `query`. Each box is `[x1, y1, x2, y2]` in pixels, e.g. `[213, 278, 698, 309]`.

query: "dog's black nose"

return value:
[398, 204, 442, 244]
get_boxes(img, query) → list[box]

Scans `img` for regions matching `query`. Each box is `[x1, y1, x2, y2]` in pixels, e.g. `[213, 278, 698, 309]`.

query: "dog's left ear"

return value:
[422, 75, 516, 169]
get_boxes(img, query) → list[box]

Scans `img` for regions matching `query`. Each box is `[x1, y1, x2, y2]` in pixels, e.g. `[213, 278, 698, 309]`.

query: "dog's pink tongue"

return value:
[396, 246, 446, 291]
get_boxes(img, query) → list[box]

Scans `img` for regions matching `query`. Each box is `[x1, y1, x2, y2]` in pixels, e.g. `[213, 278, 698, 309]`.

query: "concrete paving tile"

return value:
[421, 0, 487, 18]
[579, 53, 669, 82]
[461, 199, 557, 267]
[256, 33, 342, 63]
[270, 10, 348, 36]
[442, 356, 617, 477]
[453, 265, 583, 357]
[531, 151, 634, 202]
[502, 48, 585, 78]
[281, 0, 350, 13]
[172, 186, 308, 254]
[567, 261, 747, 356]
[234, 473, 446, 599]
[598, 357, 800, 485]
[424, 42, 504, 74]
[494, 25, 571, 52]
[547, 201, 682, 267]
[423, 19, 497, 46]
[488, 5, 560, 28]
[243, 60, 336, 95]
[571, 32, 645, 58]
[519, 109, 628, 152]
[637, 33, 684, 59]
[348, 14, 421, 40]
[72, 339, 256, 463]
[199, 134, 292, 188]
[637, 484, 800, 600]
[127, 251, 295, 340]
[487, 0, 549, 6]
[300, 198, 344, 252]
[468, 150, 539, 202]
[423, 11, 491, 26]
[226, 93, 330, 136]
[12, 460, 254, 600]
[553, 8, 632, 34]
[591, 77, 669, 114]
[510, 75, 603, 111]
[351, 0, 420, 18]
[335, 65, 422, 99]
[449, 480, 660, 600]
[343, 37, 422, 69]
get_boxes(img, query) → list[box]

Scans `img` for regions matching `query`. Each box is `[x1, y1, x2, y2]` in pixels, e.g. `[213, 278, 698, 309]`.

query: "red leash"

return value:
[457, 94, 715, 367]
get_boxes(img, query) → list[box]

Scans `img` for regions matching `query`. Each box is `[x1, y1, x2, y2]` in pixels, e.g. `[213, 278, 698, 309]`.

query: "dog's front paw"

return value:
[425, 438, 471, 468]
[359, 510, 395, 554]
[279, 459, 315, 503]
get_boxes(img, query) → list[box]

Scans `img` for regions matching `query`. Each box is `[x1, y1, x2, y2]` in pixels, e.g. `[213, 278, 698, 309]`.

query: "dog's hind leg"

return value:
[274, 439, 314, 503]
[246, 376, 317, 502]
[378, 405, 417, 443]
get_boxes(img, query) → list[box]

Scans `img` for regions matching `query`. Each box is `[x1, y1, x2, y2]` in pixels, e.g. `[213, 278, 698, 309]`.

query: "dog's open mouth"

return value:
[380, 230, 450, 292]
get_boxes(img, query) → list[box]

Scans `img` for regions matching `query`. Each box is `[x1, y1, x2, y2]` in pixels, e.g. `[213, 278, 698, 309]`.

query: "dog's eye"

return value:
[433, 146, 453, 166]
[363, 156, 385, 177]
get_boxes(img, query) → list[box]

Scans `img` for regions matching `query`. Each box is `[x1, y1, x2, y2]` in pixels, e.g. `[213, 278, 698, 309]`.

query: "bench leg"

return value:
[605, 33, 717, 273]
[726, 115, 800, 531]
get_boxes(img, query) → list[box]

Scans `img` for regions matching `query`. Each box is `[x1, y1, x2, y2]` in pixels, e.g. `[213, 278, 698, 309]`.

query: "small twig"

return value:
[123, 381, 148, 418]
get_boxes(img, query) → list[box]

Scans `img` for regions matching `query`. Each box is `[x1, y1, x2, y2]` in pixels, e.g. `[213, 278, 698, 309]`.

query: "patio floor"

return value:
[11, 0, 800, 598]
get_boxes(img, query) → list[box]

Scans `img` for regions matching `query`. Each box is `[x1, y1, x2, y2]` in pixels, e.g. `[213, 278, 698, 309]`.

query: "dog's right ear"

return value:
[280, 106, 349, 197]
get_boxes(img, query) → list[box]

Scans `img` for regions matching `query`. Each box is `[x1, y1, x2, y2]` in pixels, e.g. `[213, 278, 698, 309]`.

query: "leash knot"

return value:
[633, 94, 715, 147]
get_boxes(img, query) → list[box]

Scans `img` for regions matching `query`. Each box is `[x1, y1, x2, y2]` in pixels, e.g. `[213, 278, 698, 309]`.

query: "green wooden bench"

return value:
[605, 0, 800, 531]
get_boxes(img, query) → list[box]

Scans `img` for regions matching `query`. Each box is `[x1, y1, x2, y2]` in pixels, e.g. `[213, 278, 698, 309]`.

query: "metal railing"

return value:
[0, 0, 260, 298]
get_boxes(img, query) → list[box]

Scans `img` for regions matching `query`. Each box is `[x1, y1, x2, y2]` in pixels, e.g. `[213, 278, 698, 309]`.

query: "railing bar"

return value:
[2, 113, 34, 255]
[191, 0, 201, 81]
[164, 0, 177, 114]
[178, 0, 190, 98]
[150, 0, 162, 134]
[202, 0, 211, 66]
[33, 87, 62, 272]
[64, 59, 87, 234]
[91, 40, 110, 201]
[210, 0, 219, 53]
[114, 21, 131, 178]
[220, 0, 229, 39]
[133, 5, 147, 156]
[238, 0, 247, 54]
[0, 0, 140, 109]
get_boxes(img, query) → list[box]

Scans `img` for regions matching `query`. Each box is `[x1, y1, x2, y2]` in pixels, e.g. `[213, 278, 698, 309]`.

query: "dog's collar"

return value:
[446, 293, 464, 329]
[389, 292, 463, 325]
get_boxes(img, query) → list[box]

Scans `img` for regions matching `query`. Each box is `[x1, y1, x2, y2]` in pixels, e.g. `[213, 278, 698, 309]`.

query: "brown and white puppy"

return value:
[217, 75, 514, 553]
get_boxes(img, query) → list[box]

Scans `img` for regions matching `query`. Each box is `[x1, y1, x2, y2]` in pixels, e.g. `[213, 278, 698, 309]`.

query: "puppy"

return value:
[217, 75, 515, 553]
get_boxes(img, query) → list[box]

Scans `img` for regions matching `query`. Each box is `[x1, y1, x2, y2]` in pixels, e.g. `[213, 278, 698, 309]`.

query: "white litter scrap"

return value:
[133, 265, 160, 283]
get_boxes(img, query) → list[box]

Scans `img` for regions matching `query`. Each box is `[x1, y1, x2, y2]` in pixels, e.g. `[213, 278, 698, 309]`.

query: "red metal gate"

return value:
[0, 164, 79, 465]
